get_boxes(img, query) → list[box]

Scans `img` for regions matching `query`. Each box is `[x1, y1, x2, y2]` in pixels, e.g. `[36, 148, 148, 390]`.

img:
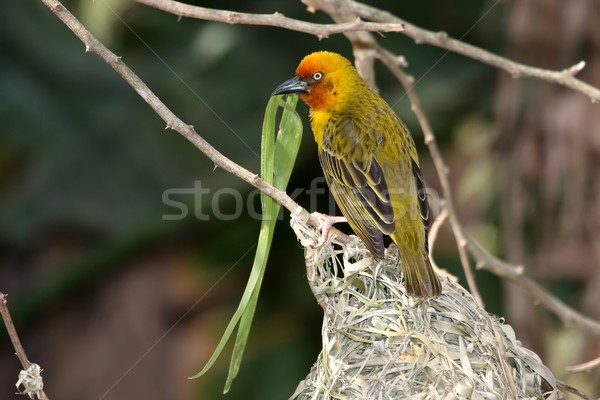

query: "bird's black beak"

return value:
[272, 75, 308, 96]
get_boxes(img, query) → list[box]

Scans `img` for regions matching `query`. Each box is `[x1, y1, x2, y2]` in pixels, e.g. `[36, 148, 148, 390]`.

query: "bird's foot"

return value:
[310, 212, 347, 248]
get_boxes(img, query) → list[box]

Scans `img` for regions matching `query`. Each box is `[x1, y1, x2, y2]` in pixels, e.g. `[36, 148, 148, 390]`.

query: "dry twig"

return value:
[134, 0, 404, 39]
[342, 0, 600, 103]
[305, 0, 600, 336]
[465, 236, 600, 336]
[567, 355, 600, 374]
[557, 380, 596, 400]
[40, 0, 307, 222]
[139, 0, 600, 102]
[0, 293, 49, 400]
[375, 48, 484, 306]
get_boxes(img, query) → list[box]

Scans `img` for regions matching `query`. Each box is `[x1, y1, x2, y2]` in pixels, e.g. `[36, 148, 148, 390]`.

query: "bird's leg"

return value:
[310, 212, 347, 248]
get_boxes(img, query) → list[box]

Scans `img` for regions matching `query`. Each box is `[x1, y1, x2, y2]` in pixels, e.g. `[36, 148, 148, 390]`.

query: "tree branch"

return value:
[137, 0, 600, 102]
[0, 294, 31, 373]
[375, 45, 600, 336]
[566, 355, 600, 374]
[40, 0, 310, 222]
[556, 380, 596, 400]
[134, 0, 404, 39]
[1, 293, 49, 400]
[376, 48, 484, 307]
[465, 236, 600, 336]
[344, 0, 600, 103]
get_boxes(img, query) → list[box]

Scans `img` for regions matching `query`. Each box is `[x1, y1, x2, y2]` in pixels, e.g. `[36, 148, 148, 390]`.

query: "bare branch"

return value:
[0, 293, 50, 400]
[134, 0, 404, 39]
[0, 294, 30, 371]
[465, 236, 600, 336]
[566, 355, 600, 374]
[427, 205, 448, 258]
[344, 0, 600, 103]
[39, 0, 310, 221]
[557, 380, 596, 400]
[380, 44, 600, 336]
[376, 48, 484, 307]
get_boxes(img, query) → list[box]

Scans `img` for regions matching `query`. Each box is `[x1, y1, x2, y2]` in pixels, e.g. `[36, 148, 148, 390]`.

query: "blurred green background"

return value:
[2, 0, 599, 398]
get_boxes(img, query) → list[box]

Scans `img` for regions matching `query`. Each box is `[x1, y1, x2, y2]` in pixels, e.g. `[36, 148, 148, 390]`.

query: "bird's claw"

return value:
[310, 212, 347, 248]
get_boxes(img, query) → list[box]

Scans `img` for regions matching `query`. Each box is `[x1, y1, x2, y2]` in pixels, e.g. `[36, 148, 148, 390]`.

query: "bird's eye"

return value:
[312, 72, 323, 81]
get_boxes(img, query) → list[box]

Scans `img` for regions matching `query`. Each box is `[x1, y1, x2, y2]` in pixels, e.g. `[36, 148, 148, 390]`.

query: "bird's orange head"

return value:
[272, 51, 363, 113]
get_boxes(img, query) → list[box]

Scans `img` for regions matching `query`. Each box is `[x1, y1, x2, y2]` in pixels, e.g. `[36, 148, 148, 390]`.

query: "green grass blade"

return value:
[223, 94, 302, 393]
[189, 94, 302, 394]
[274, 95, 302, 190]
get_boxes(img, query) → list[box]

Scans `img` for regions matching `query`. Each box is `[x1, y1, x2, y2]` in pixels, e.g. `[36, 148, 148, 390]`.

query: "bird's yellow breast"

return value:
[309, 109, 331, 149]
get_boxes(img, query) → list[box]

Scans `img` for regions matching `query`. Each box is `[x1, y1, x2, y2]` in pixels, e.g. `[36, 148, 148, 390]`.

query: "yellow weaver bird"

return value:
[273, 51, 441, 298]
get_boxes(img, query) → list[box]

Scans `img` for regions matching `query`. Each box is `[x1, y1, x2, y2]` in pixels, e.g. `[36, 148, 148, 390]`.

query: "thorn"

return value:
[213, 164, 218, 172]
[302, 0, 316, 13]
[395, 55, 408, 67]
[563, 60, 585, 76]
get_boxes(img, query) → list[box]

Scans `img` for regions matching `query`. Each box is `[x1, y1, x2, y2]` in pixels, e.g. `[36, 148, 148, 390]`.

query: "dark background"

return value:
[2, 0, 599, 398]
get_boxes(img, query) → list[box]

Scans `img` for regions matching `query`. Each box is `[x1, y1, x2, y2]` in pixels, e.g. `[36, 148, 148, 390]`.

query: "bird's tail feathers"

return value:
[398, 248, 442, 298]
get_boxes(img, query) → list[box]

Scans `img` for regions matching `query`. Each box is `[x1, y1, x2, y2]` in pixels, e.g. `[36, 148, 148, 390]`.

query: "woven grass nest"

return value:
[289, 216, 559, 400]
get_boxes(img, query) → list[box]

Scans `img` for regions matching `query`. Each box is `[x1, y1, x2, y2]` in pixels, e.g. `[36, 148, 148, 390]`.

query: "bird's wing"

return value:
[411, 158, 431, 252]
[318, 116, 395, 258]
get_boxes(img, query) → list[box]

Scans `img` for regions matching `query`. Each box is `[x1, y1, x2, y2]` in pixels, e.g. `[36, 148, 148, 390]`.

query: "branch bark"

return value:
[135, 0, 404, 39]
[40, 0, 309, 222]
[465, 236, 600, 336]
[376, 48, 485, 306]
[138, 0, 600, 102]
[566, 355, 600, 374]
[344, 0, 600, 103]
[1, 293, 50, 400]
[310, 0, 487, 305]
